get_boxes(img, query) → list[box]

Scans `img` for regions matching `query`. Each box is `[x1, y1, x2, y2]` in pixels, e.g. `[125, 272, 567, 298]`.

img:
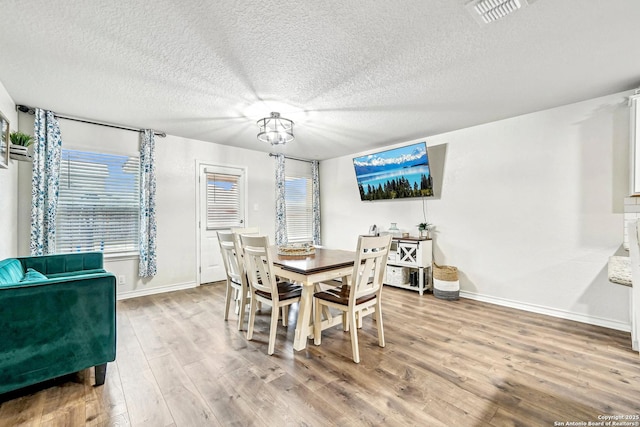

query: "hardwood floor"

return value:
[1, 282, 639, 426]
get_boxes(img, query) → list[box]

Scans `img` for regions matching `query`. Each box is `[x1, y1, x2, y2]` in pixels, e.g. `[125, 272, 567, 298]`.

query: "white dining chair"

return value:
[241, 234, 302, 355]
[217, 231, 250, 330]
[313, 234, 392, 363]
[230, 227, 262, 311]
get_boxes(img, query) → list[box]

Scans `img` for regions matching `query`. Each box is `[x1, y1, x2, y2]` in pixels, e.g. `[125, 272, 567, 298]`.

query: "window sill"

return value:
[104, 252, 139, 261]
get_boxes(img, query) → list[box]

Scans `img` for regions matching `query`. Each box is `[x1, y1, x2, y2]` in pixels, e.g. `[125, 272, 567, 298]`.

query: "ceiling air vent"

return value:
[466, 0, 536, 25]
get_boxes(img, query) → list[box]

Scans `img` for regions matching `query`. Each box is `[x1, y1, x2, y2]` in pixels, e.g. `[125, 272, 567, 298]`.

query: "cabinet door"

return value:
[398, 241, 419, 265]
[420, 240, 433, 267]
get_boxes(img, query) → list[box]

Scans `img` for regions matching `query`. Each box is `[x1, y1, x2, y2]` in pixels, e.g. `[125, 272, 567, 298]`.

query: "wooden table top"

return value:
[270, 247, 356, 274]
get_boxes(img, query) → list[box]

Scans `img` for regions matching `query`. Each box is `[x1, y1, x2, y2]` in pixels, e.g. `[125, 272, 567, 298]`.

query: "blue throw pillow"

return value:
[21, 268, 48, 282]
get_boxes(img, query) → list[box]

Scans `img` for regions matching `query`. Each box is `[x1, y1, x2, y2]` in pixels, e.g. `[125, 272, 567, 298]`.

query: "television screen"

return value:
[353, 141, 433, 201]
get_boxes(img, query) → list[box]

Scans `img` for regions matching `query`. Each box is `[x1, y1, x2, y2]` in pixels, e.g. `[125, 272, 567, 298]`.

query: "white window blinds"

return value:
[285, 169, 313, 243]
[56, 149, 140, 254]
[206, 172, 243, 229]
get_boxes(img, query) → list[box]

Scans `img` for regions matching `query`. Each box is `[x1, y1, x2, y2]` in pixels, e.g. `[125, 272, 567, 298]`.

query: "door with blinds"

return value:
[198, 164, 246, 284]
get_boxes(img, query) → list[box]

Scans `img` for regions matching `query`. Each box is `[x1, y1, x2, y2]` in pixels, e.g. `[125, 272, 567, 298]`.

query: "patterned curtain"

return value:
[31, 109, 62, 255]
[139, 130, 157, 277]
[275, 154, 287, 246]
[311, 160, 321, 245]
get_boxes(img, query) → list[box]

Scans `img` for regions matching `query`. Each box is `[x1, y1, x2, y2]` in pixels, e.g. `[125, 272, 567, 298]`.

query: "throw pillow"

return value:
[21, 268, 48, 282]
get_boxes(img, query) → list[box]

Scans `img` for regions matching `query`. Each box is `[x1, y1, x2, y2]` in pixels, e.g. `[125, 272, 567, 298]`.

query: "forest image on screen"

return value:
[353, 142, 433, 200]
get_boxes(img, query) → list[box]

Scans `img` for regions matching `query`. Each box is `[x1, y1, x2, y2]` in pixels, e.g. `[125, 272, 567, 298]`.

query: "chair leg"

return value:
[357, 310, 363, 329]
[349, 310, 360, 363]
[314, 299, 322, 345]
[234, 288, 241, 314]
[237, 287, 247, 331]
[224, 281, 232, 321]
[342, 312, 349, 331]
[268, 304, 279, 355]
[247, 293, 257, 340]
[282, 305, 289, 327]
[376, 302, 385, 348]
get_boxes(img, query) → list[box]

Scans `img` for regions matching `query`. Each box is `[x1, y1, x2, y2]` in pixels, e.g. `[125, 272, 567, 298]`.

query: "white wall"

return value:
[15, 114, 277, 298]
[321, 90, 632, 331]
[0, 82, 18, 259]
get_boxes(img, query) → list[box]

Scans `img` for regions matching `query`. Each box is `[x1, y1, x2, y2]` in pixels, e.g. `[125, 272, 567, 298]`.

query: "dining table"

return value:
[270, 246, 356, 351]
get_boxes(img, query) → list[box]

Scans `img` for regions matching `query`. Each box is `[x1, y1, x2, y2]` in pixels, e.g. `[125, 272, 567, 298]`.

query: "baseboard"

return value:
[116, 281, 198, 300]
[459, 291, 631, 332]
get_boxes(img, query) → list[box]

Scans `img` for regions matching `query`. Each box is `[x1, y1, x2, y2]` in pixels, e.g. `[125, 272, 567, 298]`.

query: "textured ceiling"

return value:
[1, 0, 639, 160]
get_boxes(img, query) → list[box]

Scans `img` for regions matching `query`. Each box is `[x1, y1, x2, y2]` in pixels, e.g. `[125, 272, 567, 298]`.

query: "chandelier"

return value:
[257, 112, 294, 145]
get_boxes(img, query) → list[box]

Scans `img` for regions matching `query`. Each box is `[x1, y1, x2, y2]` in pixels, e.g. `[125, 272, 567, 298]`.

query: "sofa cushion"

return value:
[21, 268, 48, 282]
[0, 259, 25, 286]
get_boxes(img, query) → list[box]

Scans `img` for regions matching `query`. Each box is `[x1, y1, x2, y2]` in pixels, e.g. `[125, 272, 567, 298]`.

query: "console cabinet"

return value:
[383, 237, 433, 295]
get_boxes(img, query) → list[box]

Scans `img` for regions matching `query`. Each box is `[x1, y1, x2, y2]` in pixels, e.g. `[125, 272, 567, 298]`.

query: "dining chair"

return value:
[217, 231, 249, 330]
[230, 226, 262, 311]
[313, 234, 392, 363]
[241, 234, 302, 355]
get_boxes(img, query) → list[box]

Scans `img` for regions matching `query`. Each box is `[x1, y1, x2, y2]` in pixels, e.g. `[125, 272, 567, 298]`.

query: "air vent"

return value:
[466, 0, 535, 25]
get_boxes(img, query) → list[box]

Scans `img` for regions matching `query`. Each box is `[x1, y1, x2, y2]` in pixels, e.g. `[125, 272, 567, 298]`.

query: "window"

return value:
[285, 162, 313, 243]
[205, 170, 244, 229]
[56, 149, 140, 254]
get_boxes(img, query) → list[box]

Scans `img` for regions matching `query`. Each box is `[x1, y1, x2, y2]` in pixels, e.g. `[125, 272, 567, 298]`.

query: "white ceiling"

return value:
[1, 1, 639, 160]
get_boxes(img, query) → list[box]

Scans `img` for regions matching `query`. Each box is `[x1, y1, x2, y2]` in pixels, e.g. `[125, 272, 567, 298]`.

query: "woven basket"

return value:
[433, 263, 459, 300]
[433, 264, 458, 282]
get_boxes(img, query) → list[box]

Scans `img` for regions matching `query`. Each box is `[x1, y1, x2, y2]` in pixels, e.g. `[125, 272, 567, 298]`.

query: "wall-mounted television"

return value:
[353, 141, 433, 201]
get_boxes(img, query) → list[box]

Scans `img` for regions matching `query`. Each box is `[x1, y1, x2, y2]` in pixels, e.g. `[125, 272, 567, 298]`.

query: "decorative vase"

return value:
[420, 229, 430, 239]
[389, 222, 400, 237]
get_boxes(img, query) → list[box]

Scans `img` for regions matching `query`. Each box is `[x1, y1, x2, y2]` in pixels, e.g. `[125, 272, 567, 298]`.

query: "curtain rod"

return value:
[16, 104, 167, 138]
[268, 153, 314, 163]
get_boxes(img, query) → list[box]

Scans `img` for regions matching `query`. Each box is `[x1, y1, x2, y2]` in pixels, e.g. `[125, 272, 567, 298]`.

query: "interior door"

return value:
[198, 164, 246, 284]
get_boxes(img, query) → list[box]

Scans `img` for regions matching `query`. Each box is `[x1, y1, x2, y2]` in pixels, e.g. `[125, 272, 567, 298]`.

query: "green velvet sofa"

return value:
[0, 252, 116, 395]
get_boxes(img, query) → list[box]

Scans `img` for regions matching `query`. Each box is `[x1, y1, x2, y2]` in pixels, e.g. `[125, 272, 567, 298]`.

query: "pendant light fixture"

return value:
[257, 112, 294, 145]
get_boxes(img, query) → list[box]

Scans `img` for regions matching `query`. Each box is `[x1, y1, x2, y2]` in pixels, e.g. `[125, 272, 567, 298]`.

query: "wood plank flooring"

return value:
[1, 282, 639, 426]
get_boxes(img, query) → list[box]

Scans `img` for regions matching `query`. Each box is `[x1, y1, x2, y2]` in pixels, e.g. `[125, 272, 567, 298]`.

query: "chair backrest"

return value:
[349, 234, 392, 304]
[230, 226, 260, 236]
[240, 234, 278, 298]
[230, 227, 261, 252]
[217, 231, 244, 285]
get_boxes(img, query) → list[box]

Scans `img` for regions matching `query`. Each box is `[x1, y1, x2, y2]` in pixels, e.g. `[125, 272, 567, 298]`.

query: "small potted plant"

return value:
[9, 131, 34, 160]
[417, 222, 432, 238]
